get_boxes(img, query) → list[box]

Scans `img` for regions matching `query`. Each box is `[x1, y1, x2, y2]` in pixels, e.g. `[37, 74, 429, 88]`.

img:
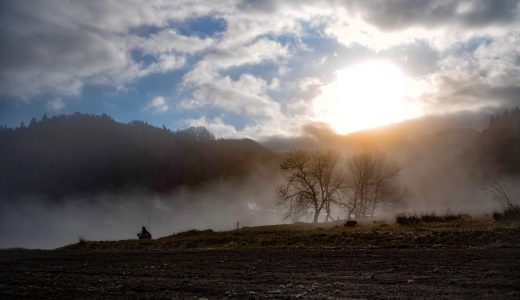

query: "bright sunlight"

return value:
[314, 60, 424, 134]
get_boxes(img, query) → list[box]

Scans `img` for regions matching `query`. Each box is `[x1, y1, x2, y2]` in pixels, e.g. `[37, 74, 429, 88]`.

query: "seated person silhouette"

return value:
[137, 226, 152, 240]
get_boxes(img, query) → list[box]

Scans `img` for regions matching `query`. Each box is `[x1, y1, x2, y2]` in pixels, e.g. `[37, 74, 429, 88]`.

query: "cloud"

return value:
[183, 38, 289, 85]
[143, 54, 186, 74]
[131, 29, 214, 54]
[46, 98, 65, 112]
[0, 0, 519, 138]
[183, 74, 280, 117]
[419, 32, 520, 113]
[0, 1, 223, 98]
[179, 38, 291, 133]
[318, 0, 519, 52]
[145, 96, 169, 113]
[349, 0, 520, 31]
[298, 77, 323, 92]
[186, 116, 238, 138]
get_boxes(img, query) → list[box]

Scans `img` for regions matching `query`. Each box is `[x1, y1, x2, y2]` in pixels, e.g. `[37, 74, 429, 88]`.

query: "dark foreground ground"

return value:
[1, 248, 519, 299]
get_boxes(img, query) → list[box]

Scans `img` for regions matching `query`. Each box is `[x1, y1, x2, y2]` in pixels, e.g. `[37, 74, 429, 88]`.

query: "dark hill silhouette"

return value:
[479, 108, 520, 175]
[0, 113, 276, 199]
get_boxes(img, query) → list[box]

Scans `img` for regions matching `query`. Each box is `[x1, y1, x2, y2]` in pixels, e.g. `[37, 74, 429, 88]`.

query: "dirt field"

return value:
[1, 248, 519, 299]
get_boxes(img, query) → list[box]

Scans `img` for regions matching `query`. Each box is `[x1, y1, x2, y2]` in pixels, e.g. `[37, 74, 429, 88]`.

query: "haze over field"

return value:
[0, 1, 519, 248]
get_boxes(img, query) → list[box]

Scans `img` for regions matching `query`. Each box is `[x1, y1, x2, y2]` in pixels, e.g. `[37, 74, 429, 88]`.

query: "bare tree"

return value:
[277, 149, 343, 223]
[484, 181, 519, 211]
[338, 151, 404, 220]
[278, 149, 404, 223]
[370, 152, 405, 216]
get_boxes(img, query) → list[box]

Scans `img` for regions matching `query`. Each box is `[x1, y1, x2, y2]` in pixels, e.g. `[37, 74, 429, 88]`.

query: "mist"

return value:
[0, 174, 283, 249]
[2, 109, 519, 249]
[262, 109, 519, 217]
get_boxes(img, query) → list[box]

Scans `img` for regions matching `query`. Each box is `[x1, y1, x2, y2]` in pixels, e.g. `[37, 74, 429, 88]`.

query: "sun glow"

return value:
[314, 60, 423, 134]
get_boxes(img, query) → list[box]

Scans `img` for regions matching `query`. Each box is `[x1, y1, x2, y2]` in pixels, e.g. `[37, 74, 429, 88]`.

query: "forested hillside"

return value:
[479, 108, 520, 175]
[0, 113, 276, 199]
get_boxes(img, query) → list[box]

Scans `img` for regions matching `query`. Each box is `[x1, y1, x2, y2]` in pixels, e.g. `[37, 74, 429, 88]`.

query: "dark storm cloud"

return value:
[350, 0, 520, 30]
[237, 0, 520, 30]
[423, 76, 520, 111]
[0, 1, 128, 96]
[0, 19, 125, 96]
[0, 1, 208, 97]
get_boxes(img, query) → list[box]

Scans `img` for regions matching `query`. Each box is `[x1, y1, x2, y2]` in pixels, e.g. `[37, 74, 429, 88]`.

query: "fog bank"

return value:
[0, 176, 282, 249]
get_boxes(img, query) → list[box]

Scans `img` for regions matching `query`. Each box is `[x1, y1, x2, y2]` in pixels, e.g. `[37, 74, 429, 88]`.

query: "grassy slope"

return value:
[61, 217, 520, 251]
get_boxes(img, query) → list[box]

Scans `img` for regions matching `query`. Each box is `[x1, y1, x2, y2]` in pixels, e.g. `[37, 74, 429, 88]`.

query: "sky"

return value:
[0, 0, 519, 138]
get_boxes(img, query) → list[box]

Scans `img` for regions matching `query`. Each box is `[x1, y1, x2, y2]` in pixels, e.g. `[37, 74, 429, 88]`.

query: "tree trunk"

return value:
[313, 202, 320, 223]
[370, 201, 377, 217]
[325, 202, 331, 222]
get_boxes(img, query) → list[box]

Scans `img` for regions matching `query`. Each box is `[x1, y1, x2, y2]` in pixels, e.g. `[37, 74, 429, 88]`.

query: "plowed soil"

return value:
[1, 248, 519, 299]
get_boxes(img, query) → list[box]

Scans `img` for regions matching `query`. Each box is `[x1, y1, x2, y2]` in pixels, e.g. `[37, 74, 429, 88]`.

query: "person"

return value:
[137, 226, 152, 240]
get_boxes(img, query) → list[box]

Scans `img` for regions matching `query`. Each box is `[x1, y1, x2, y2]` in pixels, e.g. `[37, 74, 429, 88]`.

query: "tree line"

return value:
[479, 107, 520, 175]
[277, 149, 405, 223]
[0, 113, 276, 199]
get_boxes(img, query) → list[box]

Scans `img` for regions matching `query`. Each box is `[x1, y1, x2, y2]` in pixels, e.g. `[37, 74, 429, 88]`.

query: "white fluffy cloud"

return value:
[183, 74, 278, 116]
[416, 32, 520, 114]
[131, 29, 214, 54]
[46, 98, 65, 112]
[183, 38, 289, 86]
[145, 96, 169, 113]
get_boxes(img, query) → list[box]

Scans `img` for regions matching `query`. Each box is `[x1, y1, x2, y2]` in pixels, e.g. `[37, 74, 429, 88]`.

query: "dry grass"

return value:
[61, 215, 520, 251]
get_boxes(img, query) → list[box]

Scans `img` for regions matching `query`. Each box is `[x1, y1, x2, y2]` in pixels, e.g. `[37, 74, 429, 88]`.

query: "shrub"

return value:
[396, 212, 467, 225]
[396, 214, 420, 225]
[485, 181, 520, 222]
[419, 214, 439, 223]
[420, 213, 465, 223]
[441, 213, 466, 222]
[493, 206, 520, 222]
[344, 220, 358, 227]
[78, 236, 86, 246]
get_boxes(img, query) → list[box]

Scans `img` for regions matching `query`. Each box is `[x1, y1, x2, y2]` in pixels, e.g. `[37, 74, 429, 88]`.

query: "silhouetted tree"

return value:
[176, 126, 215, 142]
[29, 118, 37, 128]
[480, 108, 520, 175]
[338, 151, 404, 220]
[277, 149, 343, 223]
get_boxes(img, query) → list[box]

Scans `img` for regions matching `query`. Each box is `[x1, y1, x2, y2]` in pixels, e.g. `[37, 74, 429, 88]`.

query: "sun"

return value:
[314, 60, 423, 134]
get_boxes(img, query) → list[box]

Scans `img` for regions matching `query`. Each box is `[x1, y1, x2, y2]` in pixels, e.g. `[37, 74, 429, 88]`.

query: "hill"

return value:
[479, 108, 520, 175]
[0, 113, 277, 199]
[61, 216, 520, 250]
